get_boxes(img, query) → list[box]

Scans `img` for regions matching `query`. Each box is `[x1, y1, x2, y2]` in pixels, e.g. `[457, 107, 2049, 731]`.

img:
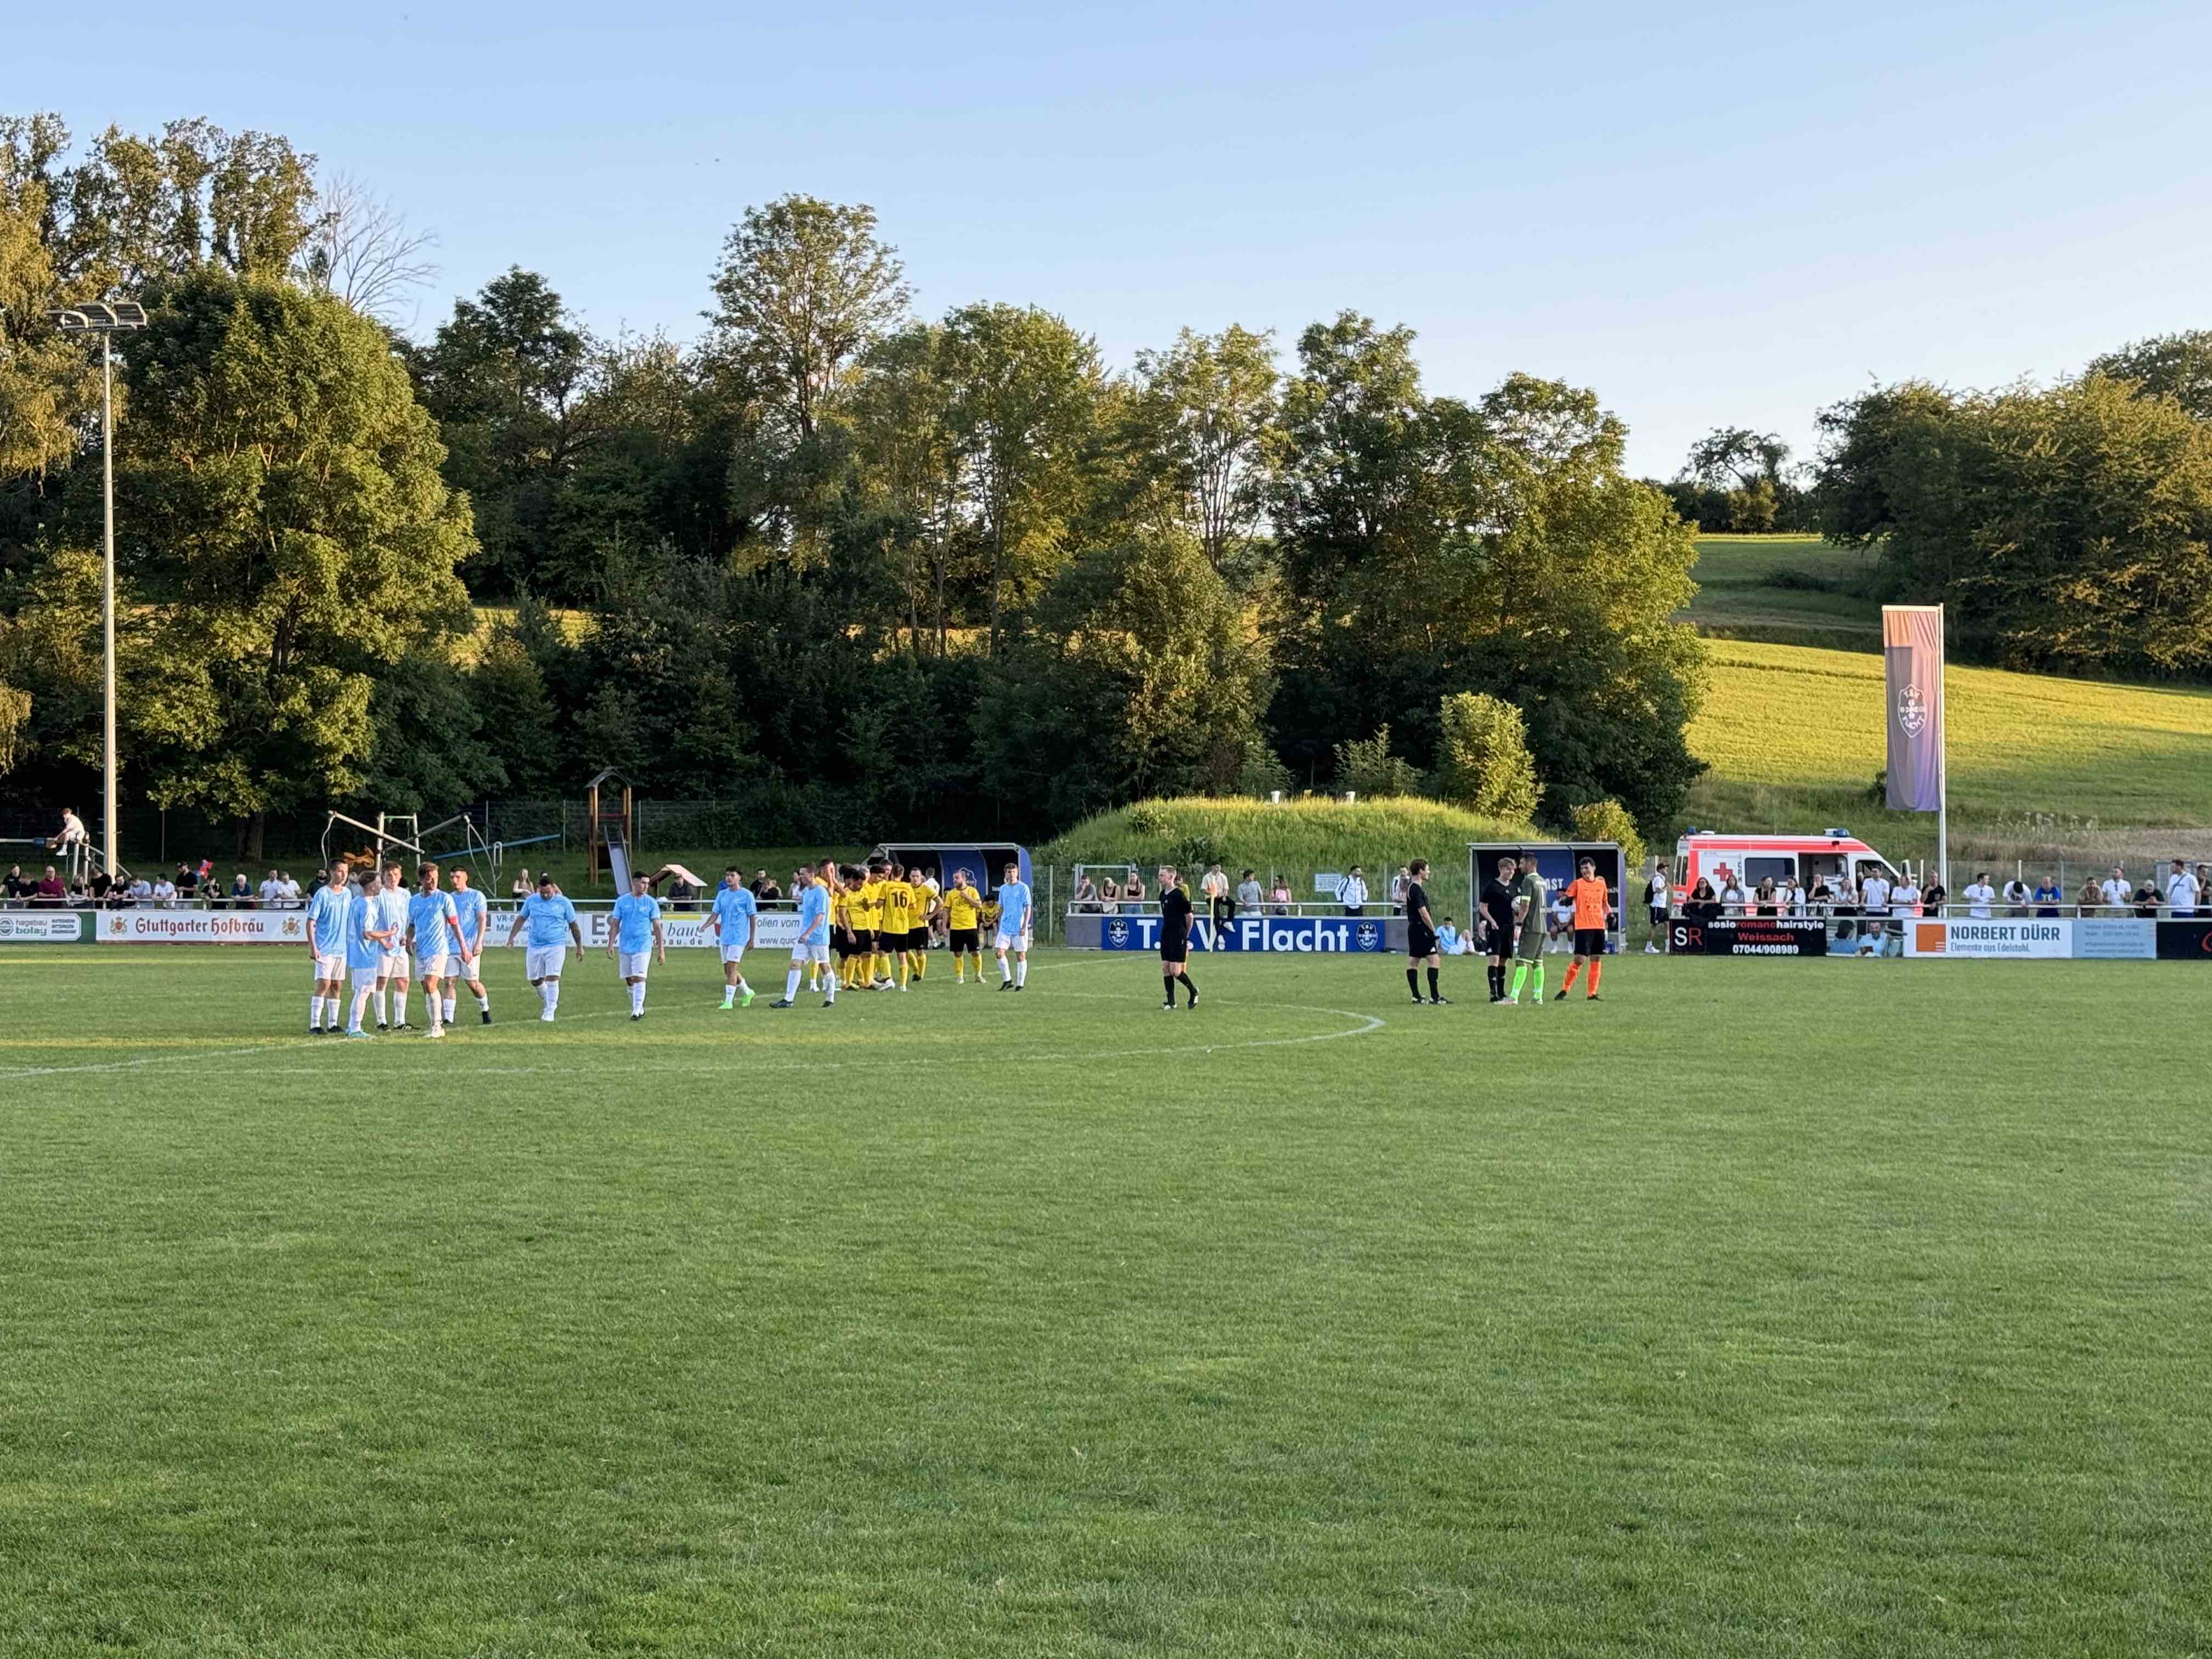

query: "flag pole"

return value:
[1937, 604, 1949, 894]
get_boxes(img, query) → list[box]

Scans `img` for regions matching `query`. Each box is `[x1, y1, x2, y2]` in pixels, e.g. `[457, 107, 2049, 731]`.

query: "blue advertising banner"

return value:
[1097, 914, 1390, 952]
[1883, 605, 1946, 812]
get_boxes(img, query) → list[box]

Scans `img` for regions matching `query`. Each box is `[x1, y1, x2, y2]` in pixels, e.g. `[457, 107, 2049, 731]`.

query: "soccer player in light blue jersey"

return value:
[607, 872, 665, 1020]
[505, 872, 583, 1022]
[304, 860, 353, 1033]
[370, 862, 413, 1030]
[771, 868, 834, 1008]
[443, 868, 493, 1026]
[992, 861, 1032, 990]
[710, 865, 759, 1009]
[342, 874, 387, 1037]
[405, 863, 464, 1037]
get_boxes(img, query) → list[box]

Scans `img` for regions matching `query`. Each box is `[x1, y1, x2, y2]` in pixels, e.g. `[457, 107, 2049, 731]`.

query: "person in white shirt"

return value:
[1719, 879, 1747, 913]
[2001, 876, 2032, 916]
[1856, 871, 1892, 955]
[2099, 866, 2131, 911]
[1892, 876, 1921, 920]
[2164, 859, 2200, 917]
[279, 873, 302, 906]
[1643, 859, 1670, 952]
[258, 871, 283, 908]
[1778, 876, 1804, 916]
[128, 876, 153, 902]
[1339, 868, 1369, 916]
[151, 876, 178, 906]
[1962, 873, 1996, 919]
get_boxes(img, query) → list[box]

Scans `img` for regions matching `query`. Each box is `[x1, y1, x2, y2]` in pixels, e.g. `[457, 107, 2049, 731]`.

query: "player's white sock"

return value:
[443, 997, 456, 1023]
[823, 968, 836, 1003]
[1015, 958, 1028, 988]
[374, 988, 388, 1024]
[722, 983, 736, 1005]
[998, 956, 1012, 984]
[785, 967, 802, 1000]
[349, 989, 370, 1031]
[309, 995, 324, 1029]
[629, 983, 645, 1014]
[476, 990, 490, 1012]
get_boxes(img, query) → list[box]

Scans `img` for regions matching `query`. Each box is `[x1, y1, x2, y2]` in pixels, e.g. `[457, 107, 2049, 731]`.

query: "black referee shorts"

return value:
[1573, 926, 1607, 956]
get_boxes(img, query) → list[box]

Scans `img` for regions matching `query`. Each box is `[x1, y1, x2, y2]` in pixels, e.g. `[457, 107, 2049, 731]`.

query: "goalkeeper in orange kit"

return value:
[1555, 857, 1613, 1002]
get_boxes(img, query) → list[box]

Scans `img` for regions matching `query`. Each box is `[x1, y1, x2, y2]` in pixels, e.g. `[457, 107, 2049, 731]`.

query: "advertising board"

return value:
[97, 908, 310, 944]
[0, 908, 88, 943]
[1904, 918, 2071, 959]
[1666, 917, 1827, 956]
[2073, 918, 2157, 960]
[1097, 914, 1389, 952]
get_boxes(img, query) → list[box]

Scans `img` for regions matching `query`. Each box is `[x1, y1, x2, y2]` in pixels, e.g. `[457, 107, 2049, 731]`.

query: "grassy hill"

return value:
[1679, 534, 1880, 649]
[1688, 640, 2212, 867]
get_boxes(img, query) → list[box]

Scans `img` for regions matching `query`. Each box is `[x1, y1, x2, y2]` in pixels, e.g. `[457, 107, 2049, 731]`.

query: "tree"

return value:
[1570, 798, 1645, 874]
[0, 116, 97, 505]
[93, 270, 474, 855]
[1332, 726, 1422, 798]
[1132, 324, 1279, 572]
[941, 302, 1107, 651]
[708, 195, 909, 443]
[1434, 691, 1537, 820]
[2086, 330, 2212, 422]
[848, 323, 962, 648]
[294, 170, 437, 326]
[1683, 425, 1788, 492]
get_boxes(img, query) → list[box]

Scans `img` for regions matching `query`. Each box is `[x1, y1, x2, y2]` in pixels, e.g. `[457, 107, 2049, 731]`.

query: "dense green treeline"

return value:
[0, 112, 1701, 855]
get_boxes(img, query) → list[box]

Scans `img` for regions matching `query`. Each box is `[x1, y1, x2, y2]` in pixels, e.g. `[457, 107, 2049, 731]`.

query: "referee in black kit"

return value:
[1403, 859, 1447, 1005]
[1158, 864, 1198, 1009]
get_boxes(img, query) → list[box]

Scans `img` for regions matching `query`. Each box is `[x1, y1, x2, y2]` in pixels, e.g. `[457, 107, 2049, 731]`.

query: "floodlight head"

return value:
[47, 300, 148, 335]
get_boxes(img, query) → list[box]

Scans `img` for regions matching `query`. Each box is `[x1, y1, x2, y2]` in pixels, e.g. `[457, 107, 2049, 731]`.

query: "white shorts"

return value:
[718, 942, 748, 964]
[995, 928, 1032, 953]
[414, 952, 450, 980]
[351, 961, 382, 988]
[312, 952, 346, 981]
[618, 950, 651, 979]
[526, 945, 567, 980]
[791, 943, 828, 964]
[379, 949, 410, 979]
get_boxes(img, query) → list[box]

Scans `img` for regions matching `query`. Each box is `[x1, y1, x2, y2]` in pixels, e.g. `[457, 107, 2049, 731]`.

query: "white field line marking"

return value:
[0, 958, 1389, 1080]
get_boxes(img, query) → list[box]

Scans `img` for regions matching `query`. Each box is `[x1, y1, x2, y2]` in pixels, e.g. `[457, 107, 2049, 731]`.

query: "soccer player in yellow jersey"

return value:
[859, 861, 891, 989]
[906, 870, 934, 981]
[942, 870, 986, 983]
[826, 871, 851, 993]
[881, 863, 915, 989]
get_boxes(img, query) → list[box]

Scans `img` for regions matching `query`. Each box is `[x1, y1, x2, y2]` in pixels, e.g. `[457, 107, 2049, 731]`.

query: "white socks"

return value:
[998, 957, 1012, 984]
[824, 968, 837, 1003]
[629, 982, 646, 1014]
[374, 988, 389, 1024]
[349, 988, 371, 1032]
[1015, 958, 1028, 987]
[539, 981, 560, 1014]
[785, 967, 803, 1000]
[310, 995, 326, 1029]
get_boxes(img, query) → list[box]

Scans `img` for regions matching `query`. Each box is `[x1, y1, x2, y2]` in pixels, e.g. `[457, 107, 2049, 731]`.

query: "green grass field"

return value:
[1682, 535, 1882, 648]
[4, 944, 2208, 1656]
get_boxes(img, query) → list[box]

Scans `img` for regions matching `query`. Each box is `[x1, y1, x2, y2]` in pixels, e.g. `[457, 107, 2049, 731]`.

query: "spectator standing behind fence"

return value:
[1071, 873, 1097, 912]
[2164, 859, 2199, 916]
[2100, 866, 2131, 911]
[36, 866, 65, 903]
[1236, 869, 1261, 916]
[1124, 872, 1147, 909]
[1856, 868, 1892, 956]
[1682, 878, 1720, 925]
[1389, 867, 1410, 915]
[2034, 876, 2061, 916]
[1201, 862, 1232, 927]
[1643, 859, 1669, 953]
[1752, 876, 1779, 916]
[1781, 873, 1807, 915]
[1720, 875, 1747, 915]
[1099, 876, 1120, 913]
[1963, 872, 1995, 919]
[2132, 879, 2162, 919]
[2075, 876, 2104, 914]
[1893, 871, 1921, 927]
[1339, 867, 1368, 916]
[2002, 874, 2031, 916]
[1267, 876, 1290, 915]
[151, 873, 178, 906]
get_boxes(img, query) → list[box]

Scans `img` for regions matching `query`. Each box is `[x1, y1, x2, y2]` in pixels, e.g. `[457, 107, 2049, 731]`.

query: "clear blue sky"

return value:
[16, 1, 2212, 477]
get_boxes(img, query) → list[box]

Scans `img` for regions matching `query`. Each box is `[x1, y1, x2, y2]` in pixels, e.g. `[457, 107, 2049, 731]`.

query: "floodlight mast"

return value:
[48, 300, 148, 878]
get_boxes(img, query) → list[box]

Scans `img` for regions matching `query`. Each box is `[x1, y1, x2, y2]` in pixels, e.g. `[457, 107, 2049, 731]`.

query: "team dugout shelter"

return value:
[871, 842, 1031, 899]
[1468, 840, 1627, 954]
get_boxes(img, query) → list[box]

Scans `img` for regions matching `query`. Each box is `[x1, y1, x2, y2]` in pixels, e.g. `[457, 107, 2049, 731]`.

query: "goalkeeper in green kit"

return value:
[1506, 857, 1548, 1006]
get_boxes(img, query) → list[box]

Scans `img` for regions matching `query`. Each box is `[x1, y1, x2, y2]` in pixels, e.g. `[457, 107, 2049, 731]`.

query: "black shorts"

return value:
[1648, 906, 1667, 928]
[1407, 927, 1438, 960]
[834, 929, 856, 958]
[1573, 927, 1607, 956]
[907, 927, 929, 951]
[1482, 911, 1516, 952]
[950, 926, 979, 952]
[1160, 932, 1189, 964]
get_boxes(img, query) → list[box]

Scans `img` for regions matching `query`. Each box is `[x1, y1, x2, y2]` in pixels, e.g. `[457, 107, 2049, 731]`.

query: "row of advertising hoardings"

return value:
[0, 907, 809, 949]
[1666, 915, 2212, 961]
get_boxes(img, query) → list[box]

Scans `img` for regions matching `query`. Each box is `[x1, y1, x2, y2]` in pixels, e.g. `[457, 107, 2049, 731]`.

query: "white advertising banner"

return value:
[1904, 917, 2072, 959]
[97, 908, 312, 944]
[0, 910, 85, 942]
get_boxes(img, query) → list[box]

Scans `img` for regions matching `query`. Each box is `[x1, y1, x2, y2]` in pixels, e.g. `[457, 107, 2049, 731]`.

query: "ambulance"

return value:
[1672, 830, 1901, 899]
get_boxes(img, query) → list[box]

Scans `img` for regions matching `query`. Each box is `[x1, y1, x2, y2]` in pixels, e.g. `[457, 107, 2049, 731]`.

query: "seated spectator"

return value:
[1071, 873, 1098, 912]
[1436, 916, 1462, 955]
[1547, 892, 1573, 951]
[2033, 875, 2061, 916]
[1682, 878, 1721, 924]
[36, 865, 66, 903]
[1267, 877, 1290, 915]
